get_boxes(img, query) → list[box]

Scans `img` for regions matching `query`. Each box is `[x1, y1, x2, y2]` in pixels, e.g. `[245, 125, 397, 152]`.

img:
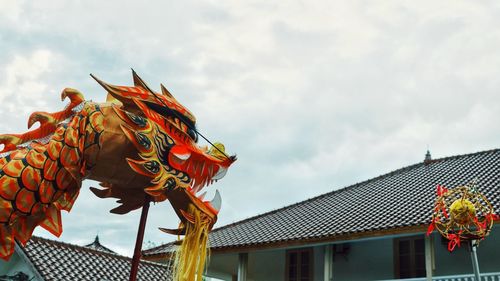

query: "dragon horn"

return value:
[91, 74, 135, 109]
[160, 83, 175, 99]
[90, 74, 123, 96]
[131, 69, 155, 94]
[159, 227, 186, 236]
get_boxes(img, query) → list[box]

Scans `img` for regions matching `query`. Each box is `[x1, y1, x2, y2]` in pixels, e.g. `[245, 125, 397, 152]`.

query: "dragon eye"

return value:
[188, 128, 198, 143]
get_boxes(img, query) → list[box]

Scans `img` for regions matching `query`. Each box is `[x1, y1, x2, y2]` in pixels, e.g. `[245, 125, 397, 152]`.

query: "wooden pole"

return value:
[129, 198, 151, 281]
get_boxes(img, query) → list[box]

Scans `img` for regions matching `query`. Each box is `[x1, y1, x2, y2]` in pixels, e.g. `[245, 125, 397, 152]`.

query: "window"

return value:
[394, 236, 425, 278]
[286, 248, 313, 281]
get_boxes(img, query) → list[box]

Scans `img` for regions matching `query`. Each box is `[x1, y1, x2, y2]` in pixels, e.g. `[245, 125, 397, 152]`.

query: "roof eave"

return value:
[210, 220, 500, 254]
[144, 224, 428, 258]
[209, 224, 429, 254]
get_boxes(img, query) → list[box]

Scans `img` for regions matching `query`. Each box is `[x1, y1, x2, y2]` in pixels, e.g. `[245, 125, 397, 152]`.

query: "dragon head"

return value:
[91, 70, 236, 233]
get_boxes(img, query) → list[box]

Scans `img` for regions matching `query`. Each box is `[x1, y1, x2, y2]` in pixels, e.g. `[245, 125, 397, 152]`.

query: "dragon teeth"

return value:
[192, 180, 204, 194]
[209, 190, 222, 212]
[192, 185, 200, 194]
[190, 179, 196, 192]
[212, 165, 227, 180]
[173, 151, 191, 161]
[208, 165, 214, 178]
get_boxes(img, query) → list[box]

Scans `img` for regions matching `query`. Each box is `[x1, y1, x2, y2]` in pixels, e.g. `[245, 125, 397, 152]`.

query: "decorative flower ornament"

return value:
[427, 182, 498, 251]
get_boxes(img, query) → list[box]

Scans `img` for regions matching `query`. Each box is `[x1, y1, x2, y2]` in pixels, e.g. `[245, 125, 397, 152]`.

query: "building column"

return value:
[425, 235, 434, 281]
[237, 253, 248, 281]
[324, 245, 333, 281]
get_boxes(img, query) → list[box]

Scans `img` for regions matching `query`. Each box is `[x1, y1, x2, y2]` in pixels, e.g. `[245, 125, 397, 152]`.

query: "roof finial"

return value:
[84, 234, 116, 254]
[424, 149, 432, 164]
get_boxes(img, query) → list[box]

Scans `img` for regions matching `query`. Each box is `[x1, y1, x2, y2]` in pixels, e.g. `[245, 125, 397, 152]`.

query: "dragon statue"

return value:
[0, 70, 236, 279]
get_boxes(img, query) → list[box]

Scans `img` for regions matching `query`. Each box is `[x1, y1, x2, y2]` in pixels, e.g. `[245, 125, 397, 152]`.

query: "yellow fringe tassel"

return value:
[173, 205, 211, 281]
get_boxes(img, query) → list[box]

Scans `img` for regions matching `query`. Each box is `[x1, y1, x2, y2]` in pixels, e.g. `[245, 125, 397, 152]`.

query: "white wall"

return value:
[332, 238, 394, 281]
[476, 226, 500, 273]
[206, 239, 395, 281]
[248, 249, 286, 281]
[206, 249, 286, 281]
[432, 225, 500, 276]
[206, 252, 239, 280]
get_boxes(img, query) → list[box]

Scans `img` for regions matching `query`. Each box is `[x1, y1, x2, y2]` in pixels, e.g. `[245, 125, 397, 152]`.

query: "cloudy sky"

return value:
[0, 1, 499, 255]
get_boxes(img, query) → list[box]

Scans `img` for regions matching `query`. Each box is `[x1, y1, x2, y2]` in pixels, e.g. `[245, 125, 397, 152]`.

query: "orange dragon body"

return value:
[0, 71, 235, 278]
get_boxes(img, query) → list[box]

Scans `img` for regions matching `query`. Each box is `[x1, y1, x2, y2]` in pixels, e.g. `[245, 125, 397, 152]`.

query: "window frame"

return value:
[285, 247, 314, 281]
[393, 235, 426, 279]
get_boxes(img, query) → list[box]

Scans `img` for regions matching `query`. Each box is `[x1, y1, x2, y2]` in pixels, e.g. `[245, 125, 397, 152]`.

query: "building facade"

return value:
[144, 149, 500, 281]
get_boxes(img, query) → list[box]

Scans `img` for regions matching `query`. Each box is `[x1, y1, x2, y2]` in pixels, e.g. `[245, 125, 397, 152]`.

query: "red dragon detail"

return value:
[0, 70, 236, 278]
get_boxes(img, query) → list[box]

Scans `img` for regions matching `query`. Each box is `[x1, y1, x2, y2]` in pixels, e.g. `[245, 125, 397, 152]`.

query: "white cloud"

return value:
[1, 50, 52, 99]
[0, 0, 26, 27]
[0, 50, 64, 135]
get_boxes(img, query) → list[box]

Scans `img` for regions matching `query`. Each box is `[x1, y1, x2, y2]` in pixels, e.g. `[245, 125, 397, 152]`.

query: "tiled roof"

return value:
[21, 236, 171, 281]
[144, 149, 500, 256]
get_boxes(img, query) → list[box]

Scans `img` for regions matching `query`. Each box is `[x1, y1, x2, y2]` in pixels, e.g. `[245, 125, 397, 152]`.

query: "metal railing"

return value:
[378, 272, 500, 281]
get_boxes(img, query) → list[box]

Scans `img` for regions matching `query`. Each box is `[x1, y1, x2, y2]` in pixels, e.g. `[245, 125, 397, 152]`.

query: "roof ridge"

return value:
[210, 147, 499, 233]
[26, 236, 167, 268]
[341, 148, 500, 194]
[143, 240, 177, 254]
[143, 246, 158, 254]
